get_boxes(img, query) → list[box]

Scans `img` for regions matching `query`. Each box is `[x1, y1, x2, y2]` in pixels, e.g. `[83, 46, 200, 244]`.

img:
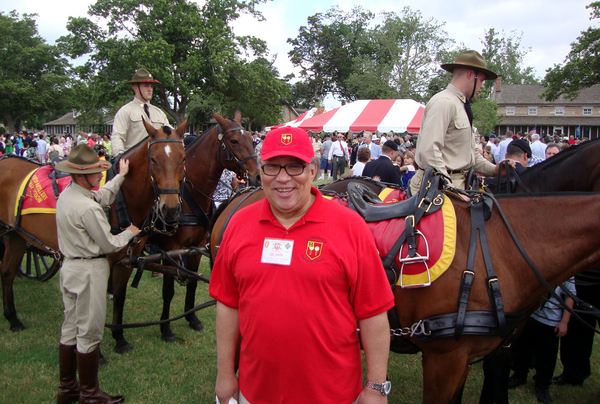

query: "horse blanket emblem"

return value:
[305, 240, 323, 260]
[280, 132, 293, 145]
[15, 163, 107, 216]
[367, 197, 457, 288]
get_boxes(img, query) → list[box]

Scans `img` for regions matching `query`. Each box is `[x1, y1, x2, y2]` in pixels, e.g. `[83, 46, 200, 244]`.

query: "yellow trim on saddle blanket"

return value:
[396, 197, 457, 287]
[377, 187, 396, 202]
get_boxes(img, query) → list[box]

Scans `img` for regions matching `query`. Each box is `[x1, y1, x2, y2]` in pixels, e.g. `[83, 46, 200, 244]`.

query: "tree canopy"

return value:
[58, 0, 283, 128]
[0, 11, 71, 133]
[542, 2, 600, 101]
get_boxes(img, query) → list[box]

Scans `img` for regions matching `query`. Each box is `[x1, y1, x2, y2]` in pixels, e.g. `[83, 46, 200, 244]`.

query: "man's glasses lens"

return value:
[262, 164, 306, 176]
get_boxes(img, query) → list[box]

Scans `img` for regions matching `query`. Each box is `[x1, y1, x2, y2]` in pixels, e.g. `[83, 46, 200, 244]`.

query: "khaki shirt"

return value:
[415, 84, 495, 182]
[112, 98, 170, 155]
[56, 175, 134, 258]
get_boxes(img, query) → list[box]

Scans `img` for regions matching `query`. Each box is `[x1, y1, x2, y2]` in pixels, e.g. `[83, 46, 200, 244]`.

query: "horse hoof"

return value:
[10, 324, 25, 333]
[189, 321, 204, 332]
[162, 335, 176, 343]
[114, 343, 132, 355]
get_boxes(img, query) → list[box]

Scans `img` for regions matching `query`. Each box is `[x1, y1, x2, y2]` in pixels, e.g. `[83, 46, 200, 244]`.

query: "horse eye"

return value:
[150, 157, 157, 165]
[231, 139, 238, 145]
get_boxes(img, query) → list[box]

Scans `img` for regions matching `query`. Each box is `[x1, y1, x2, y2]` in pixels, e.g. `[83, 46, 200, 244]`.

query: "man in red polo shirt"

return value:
[210, 126, 394, 404]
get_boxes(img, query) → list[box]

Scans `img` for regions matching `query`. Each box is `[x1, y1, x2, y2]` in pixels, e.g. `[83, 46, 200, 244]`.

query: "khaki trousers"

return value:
[59, 257, 110, 353]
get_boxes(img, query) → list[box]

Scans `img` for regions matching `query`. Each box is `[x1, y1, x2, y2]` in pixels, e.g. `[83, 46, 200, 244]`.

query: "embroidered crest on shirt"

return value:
[306, 240, 323, 260]
[280, 133, 293, 145]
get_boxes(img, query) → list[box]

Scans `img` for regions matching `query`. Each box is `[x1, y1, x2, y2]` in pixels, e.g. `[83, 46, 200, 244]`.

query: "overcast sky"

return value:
[2, 0, 595, 107]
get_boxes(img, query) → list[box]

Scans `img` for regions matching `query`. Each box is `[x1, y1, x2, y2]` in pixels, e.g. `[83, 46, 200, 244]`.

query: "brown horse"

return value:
[109, 110, 259, 353]
[208, 178, 600, 404]
[0, 120, 186, 332]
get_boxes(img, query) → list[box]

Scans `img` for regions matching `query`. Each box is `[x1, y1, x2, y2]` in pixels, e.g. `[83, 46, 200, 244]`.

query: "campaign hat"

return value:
[54, 144, 112, 174]
[261, 126, 314, 164]
[441, 50, 498, 80]
[125, 68, 161, 85]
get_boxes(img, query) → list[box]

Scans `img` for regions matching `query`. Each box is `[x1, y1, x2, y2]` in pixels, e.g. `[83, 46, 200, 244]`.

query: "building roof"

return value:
[44, 111, 77, 126]
[490, 84, 600, 105]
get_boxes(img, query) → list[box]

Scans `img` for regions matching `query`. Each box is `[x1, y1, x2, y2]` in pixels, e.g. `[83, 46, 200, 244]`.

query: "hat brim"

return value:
[125, 79, 161, 85]
[54, 160, 112, 174]
[440, 63, 498, 80]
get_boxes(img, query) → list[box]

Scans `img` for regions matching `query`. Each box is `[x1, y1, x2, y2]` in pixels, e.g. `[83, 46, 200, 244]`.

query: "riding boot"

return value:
[57, 344, 79, 404]
[77, 347, 125, 404]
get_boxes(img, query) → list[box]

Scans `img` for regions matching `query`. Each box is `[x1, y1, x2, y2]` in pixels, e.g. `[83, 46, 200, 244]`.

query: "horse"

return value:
[476, 138, 600, 404]
[109, 110, 260, 354]
[0, 120, 186, 332]
[207, 172, 600, 404]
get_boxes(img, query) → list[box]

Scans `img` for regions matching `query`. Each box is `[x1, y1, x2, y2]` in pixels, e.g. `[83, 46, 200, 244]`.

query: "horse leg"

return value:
[422, 349, 471, 404]
[1, 234, 27, 332]
[110, 262, 134, 354]
[184, 254, 203, 332]
[159, 266, 176, 343]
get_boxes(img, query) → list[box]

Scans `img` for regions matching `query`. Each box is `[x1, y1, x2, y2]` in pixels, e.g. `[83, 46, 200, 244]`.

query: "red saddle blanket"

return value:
[326, 186, 456, 288]
[15, 165, 106, 216]
[368, 197, 456, 288]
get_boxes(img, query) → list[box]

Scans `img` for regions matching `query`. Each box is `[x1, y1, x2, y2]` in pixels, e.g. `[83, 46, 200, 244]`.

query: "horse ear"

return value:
[143, 117, 157, 138]
[213, 112, 225, 127]
[176, 120, 188, 139]
[234, 108, 242, 124]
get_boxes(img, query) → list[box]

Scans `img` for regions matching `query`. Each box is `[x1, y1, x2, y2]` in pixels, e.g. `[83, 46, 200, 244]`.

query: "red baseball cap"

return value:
[261, 126, 314, 164]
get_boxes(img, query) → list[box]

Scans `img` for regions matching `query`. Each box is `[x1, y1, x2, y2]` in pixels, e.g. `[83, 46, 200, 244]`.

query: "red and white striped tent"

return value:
[296, 99, 425, 134]
[270, 107, 328, 130]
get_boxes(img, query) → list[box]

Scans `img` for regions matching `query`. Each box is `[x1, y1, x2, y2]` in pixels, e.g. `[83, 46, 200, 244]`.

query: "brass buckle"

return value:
[463, 270, 475, 279]
[488, 277, 498, 287]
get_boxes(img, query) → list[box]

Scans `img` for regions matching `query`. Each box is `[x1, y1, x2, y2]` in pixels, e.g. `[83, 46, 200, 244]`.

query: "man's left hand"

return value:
[492, 159, 516, 177]
[119, 159, 130, 176]
[357, 387, 388, 404]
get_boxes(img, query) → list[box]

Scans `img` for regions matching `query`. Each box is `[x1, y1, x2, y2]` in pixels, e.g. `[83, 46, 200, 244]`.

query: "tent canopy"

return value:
[296, 99, 425, 134]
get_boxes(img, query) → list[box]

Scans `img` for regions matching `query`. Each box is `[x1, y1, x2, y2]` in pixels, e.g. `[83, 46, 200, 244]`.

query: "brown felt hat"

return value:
[54, 145, 112, 174]
[441, 50, 498, 80]
[125, 68, 161, 85]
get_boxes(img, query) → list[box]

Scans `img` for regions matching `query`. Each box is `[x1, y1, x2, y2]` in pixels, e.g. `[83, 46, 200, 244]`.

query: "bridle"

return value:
[217, 124, 257, 178]
[146, 137, 185, 234]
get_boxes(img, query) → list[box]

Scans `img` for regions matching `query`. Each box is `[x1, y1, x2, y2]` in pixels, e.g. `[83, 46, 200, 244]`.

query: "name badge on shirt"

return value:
[261, 238, 294, 266]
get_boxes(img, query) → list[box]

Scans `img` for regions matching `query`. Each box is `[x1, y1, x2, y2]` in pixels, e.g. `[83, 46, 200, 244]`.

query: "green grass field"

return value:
[2, 257, 600, 404]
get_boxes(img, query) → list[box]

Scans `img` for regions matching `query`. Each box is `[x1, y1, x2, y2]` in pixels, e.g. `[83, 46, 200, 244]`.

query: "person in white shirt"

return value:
[530, 133, 547, 161]
[350, 146, 370, 177]
[327, 133, 349, 180]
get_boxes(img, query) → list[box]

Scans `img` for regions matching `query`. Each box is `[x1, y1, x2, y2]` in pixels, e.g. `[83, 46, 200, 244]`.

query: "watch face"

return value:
[383, 381, 392, 395]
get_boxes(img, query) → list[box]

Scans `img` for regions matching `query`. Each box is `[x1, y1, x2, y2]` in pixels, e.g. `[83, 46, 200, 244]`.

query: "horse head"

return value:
[143, 119, 187, 227]
[213, 109, 260, 186]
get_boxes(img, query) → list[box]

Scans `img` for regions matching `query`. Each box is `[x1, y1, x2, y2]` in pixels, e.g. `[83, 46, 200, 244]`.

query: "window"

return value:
[506, 106, 515, 115]
[528, 107, 537, 116]
[583, 107, 593, 115]
[555, 107, 564, 115]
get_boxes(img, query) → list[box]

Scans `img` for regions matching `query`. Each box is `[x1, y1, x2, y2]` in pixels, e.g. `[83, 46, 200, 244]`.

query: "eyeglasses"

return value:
[261, 163, 307, 177]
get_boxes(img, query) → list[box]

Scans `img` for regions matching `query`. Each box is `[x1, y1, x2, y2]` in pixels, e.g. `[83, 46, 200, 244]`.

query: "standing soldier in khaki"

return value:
[55, 145, 140, 404]
[111, 68, 171, 156]
[411, 51, 506, 194]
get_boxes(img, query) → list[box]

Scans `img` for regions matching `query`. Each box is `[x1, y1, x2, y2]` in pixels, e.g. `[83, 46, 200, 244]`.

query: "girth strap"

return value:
[181, 182, 210, 227]
[455, 198, 506, 340]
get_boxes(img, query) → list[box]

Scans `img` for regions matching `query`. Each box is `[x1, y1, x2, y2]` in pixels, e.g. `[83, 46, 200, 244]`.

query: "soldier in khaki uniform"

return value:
[411, 51, 506, 194]
[111, 68, 171, 156]
[55, 145, 140, 404]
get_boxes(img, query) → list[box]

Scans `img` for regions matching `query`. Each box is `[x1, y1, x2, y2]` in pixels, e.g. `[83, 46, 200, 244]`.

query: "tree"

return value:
[542, 2, 600, 101]
[58, 0, 273, 126]
[480, 28, 538, 95]
[287, 6, 375, 105]
[0, 11, 71, 133]
[471, 97, 500, 137]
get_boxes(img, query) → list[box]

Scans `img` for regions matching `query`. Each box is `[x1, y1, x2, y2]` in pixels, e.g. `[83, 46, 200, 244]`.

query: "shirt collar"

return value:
[447, 83, 467, 104]
[258, 187, 325, 229]
[70, 181, 94, 199]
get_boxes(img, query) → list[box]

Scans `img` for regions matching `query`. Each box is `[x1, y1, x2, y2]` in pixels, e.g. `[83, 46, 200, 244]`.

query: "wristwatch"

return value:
[365, 380, 392, 395]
